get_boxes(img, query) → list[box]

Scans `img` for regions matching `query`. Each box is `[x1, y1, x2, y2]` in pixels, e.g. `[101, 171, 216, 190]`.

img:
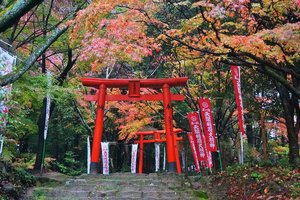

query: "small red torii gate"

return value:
[81, 77, 188, 174]
[134, 128, 183, 174]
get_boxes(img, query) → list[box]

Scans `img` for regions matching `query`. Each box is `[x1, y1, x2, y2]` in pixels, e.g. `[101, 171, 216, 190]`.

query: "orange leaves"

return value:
[192, 1, 214, 8]
[165, 0, 298, 69]
[68, 0, 161, 71]
[106, 88, 162, 141]
[220, 22, 300, 65]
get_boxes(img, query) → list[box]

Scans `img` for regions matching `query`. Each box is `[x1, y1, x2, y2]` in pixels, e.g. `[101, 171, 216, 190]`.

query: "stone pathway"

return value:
[26, 173, 199, 200]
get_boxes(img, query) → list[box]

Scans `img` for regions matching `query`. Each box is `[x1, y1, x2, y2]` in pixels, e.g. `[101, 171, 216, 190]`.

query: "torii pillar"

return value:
[90, 84, 107, 173]
[81, 77, 188, 174]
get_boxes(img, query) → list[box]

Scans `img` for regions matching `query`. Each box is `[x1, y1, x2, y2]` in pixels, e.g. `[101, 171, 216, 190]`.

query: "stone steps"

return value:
[27, 173, 197, 200]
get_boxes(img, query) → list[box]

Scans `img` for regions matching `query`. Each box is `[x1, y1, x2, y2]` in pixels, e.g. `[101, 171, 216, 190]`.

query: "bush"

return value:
[13, 168, 36, 187]
[250, 171, 264, 181]
[0, 160, 36, 199]
[12, 153, 36, 169]
[225, 163, 250, 176]
[245, 143, 260, 164]
[52, 151, 83, 176]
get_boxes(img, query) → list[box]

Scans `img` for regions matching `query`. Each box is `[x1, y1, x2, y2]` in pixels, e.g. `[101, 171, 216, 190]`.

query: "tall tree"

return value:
[0, 0, 44, 32]
[153, 0, 299, 166]
[65, 0, 300, 166]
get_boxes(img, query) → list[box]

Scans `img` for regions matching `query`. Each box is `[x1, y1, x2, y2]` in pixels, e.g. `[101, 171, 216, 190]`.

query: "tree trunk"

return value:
[261, 112, 267, 160]
[0, 27, 67, 86]
[277, 80, 300, 168]
[246, 124, 255, 147]
[0, 0, 43, 33]
[33, 97, 47, 171]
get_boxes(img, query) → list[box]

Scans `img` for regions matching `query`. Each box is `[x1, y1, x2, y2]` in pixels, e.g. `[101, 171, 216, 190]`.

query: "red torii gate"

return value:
[134, 128, 183, 174]
[81, 77, 188, 173]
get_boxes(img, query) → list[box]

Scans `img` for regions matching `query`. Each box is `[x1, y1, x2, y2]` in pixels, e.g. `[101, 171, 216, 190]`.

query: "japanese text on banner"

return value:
[101, 142, 109, 175]
[230, 65, 245, 135]
[198, 98, 218, 152]
[187, 112, 207, 161]
[131, 144, 138, 173]
[187, 132, 200, 172]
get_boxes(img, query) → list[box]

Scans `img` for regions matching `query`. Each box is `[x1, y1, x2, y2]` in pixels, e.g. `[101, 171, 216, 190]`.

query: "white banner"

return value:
[155, 143, 160, 172]
[101, 142, 109, 175]
[43, 72, 52, 140]
[0, 47, 16, 129]
[0, 135, 4, 156]
[131, 144, 138, 173]
[87, 136, 91, 174]
[163, 145, 166, 171]
[43, 95, 51, 140]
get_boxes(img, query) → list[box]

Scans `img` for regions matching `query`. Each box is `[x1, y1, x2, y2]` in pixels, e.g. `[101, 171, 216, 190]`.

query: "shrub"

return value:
[13, 168, 36, 187]
[52, 151, 83, 176]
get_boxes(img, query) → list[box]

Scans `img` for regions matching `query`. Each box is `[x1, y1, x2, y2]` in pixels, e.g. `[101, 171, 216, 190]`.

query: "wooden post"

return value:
[174, 134, 182, 174]
[90, 84, 107, 174]
[138, 135, 144, 174]
[163, 84, 176, 172]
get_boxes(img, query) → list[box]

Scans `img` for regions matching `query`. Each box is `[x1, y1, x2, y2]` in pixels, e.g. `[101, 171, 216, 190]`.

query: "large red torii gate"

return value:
[81, 77, 188, 173]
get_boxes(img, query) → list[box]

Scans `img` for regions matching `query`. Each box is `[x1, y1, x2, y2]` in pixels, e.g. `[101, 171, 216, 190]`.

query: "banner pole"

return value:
[211, 107, 223, 172]
[40, 139, 46, 175]
[40, 72, 51, 176]
[240, 132, 244, 165]
[215, 132, 223, 172]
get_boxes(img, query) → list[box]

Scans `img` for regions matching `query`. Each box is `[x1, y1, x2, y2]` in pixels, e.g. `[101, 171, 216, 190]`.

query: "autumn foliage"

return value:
[68, 0, 161, 70]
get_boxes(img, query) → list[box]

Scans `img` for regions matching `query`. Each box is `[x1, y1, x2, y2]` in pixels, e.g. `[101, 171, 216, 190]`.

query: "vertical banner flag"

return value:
[0, 47, 16, 130]
[0, 135, 4, 156]
[155, 143, 160, 172]
[101, 142, 109, 175]
[187, 132, 200, 172]
[163, 145, 166, 171]
[207, 151, 213, 169]
[181, 149, 186, 170]
[230, 65, 245, 135]
[131, 144, 138, 173]
[187, 112, 207, 161]
[198, 98, 218, 152]
[43, 72, 52, 140]
[43, 96, 51, 140]
[87, 136, 91, 174]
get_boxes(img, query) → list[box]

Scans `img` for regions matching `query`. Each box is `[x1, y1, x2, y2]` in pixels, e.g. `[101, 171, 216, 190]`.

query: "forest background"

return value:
[0, 0, 299, 198]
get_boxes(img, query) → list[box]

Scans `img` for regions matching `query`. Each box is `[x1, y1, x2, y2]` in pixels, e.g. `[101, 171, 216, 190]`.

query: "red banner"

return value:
[187, 112, 207, 161]
[206, 150, 213, 169]
[187, 132, 200, 172]
[198, 98, 218, 152]
[230, 65, 245, 135]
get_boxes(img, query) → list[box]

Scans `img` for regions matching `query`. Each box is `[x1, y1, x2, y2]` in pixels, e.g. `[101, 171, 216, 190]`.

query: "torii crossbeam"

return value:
[81, 77, 188, 174]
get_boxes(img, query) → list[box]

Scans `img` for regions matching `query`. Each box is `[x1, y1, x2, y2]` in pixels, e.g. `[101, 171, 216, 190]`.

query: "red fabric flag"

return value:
[230, 65, 245, 135]
[187, 112, 207, 161]
[198, 98, 218, 152]
[187, 132, 200, 172]
[206, 150, 213, 169]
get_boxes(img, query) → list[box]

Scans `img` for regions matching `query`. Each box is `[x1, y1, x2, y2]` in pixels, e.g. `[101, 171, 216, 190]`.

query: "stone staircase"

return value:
[26, 173, 198, 200]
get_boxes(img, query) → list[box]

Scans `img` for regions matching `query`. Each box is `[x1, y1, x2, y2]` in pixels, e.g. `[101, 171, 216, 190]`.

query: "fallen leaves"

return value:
[209, 166, 300, 200]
